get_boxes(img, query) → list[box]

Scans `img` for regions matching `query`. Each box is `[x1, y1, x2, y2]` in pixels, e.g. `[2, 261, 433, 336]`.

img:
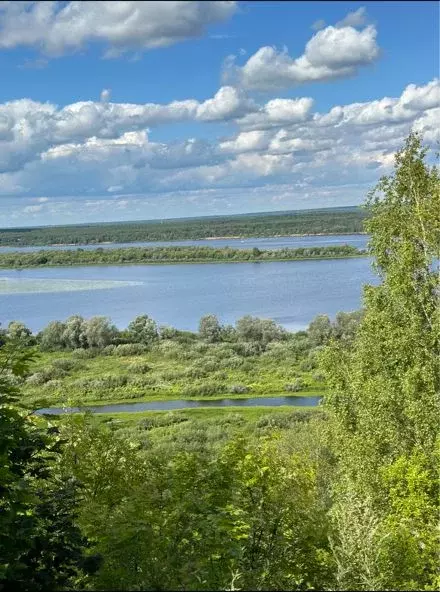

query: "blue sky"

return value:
[0, 0, 438, 227]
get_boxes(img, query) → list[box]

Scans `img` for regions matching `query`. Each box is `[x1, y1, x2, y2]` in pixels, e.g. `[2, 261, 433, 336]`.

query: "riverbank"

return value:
[0, 207, 368, 247]
[0, 244, 367, 269]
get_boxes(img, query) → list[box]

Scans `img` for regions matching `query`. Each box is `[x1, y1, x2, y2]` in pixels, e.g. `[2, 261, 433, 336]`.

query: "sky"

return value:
[0, 0, 439, 228]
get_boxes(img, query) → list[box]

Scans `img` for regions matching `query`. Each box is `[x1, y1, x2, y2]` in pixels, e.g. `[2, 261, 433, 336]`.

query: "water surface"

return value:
[0, 234, 369, 253]
[35, 395, 322, 415]
[0, 257, 377, 332]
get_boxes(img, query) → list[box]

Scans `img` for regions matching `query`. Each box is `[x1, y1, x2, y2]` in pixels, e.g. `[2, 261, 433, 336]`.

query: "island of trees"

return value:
[0, 134, 438, 591]
[0, 206, 368, 248]
[0, 244, 365, 268]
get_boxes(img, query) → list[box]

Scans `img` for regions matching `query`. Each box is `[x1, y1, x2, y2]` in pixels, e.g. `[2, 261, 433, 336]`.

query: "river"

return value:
[0, 255, 377, 332]
[0, 233, 369, 252]
[34, 395, 323, 415]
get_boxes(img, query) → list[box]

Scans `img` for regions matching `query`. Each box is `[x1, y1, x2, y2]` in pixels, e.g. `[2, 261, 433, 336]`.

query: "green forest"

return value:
[0, 207, 367, 247]
[0, 244, 364, 269]
[1, 134, 439, 591]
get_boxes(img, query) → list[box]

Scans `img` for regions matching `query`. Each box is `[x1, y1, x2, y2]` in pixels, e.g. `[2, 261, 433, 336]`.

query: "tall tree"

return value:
[320, 133, 440, 591]
[0, 339, 98, 590]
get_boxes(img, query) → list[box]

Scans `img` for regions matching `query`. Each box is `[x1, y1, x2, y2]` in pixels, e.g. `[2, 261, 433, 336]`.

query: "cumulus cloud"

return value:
[236, 97, 314, 131]
[0, 1, 237, 56]
[0, 86, 258, 173]
[223, 9, 379, 90]
[0, 79, 438, 217]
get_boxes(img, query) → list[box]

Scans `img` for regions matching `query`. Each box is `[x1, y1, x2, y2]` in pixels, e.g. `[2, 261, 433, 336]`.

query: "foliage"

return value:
[127, 314, 159, 346]
[0, 244, 365, 268]
[199, 314, 222, 343]
[0, 339, 96, 590]
[320, 133, 440, 590]
[0, 207, 367, 247]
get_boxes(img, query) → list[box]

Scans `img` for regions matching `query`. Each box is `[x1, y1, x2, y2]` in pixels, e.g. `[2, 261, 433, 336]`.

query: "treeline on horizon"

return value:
[0, 207, 368, 247]
[0, 244, 364, 268]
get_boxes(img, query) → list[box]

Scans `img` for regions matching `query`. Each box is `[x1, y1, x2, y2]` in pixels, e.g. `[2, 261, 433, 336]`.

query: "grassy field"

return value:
[22, 341, 325, 410]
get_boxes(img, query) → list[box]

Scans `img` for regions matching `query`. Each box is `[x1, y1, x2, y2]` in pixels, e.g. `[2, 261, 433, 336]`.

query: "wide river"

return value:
[0, 240, 378, 333]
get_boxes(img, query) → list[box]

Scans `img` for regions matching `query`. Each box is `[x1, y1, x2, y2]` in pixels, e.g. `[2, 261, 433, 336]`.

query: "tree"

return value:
[0, 339, 97, 590]
[332, 310, 364, 344]
[38, 320, 66, 351]
[127, 314, 159, 345]
[6, 321, 34, 346]
[307, 314, 332, 347]
[83, 316, 118, 349]
[320, 133, 440, 590]
[62, 315, 87, 349]
[199, 314, 222, 343]
[235, 316, 285, 347]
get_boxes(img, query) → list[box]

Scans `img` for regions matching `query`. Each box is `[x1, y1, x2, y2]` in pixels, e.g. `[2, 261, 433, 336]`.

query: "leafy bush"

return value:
[26, 372, 49, 386]
[229, 384, 250, 394]
[181, 382, 227, 397]
[72, 348, 100, 359]
[102, 344, 116, 356]
[51, 358, 83, 372]
[284, 378, 307, 392]
[113, 343, 148, 356]
[127, 361, 151, 374]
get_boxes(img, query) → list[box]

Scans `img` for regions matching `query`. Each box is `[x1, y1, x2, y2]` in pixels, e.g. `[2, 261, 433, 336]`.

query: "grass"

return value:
[22, 339, 326, 411]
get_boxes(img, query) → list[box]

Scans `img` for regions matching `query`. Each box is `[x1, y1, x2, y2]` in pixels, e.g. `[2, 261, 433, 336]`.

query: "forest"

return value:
[0, 207, 367, 247]
[1, 134, 439, 591]
[0, 244, 364, 268]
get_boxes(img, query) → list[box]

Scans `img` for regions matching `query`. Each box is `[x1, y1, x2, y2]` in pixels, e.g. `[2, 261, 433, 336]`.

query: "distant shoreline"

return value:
[0, 231, 368, 249]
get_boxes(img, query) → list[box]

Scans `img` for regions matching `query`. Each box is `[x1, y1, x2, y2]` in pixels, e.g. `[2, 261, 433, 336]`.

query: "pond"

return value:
[34, 395, 323, 415]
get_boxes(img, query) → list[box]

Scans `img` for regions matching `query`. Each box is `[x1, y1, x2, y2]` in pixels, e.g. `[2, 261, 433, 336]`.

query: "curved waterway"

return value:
[35, 395, 322, 415]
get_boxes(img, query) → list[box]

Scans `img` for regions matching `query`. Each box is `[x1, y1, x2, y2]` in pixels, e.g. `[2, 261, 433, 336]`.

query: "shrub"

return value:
[181, 382, 227, 397]
[72, 348, 99, 359]
[186, 366, 210, 379]
[127, 361, 151, 374]
[51, 358, 83, 372]
[284, 378, 306, 392]
[113, 343, 148, 356]
[26, 372, 49, 386]
[229, 384, 250, 394]
[102, 345, 117, 356]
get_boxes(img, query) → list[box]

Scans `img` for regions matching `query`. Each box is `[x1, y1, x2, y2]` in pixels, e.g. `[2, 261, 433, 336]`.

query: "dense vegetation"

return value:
[0, 207, 367, 247]
[1, 134, 438, 591]
[0, 244, 364, 268]
[5, 311, 362, 410]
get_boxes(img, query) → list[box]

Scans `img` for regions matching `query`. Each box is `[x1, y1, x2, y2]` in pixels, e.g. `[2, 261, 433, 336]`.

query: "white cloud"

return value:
[236, 97, 314, 130]
[0, 80, 438, 221]
[0, 86, 261, 173]
[224, 9, 379, 90]
[195, 86, 257, 121]
[311, 19, 326, 32]
[100, 89, 111, 103]
[335, 7, 367, 29]
[23, 204, 44, 214]
[219, 130, 269, 153]
[0, 1, 237, 56]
